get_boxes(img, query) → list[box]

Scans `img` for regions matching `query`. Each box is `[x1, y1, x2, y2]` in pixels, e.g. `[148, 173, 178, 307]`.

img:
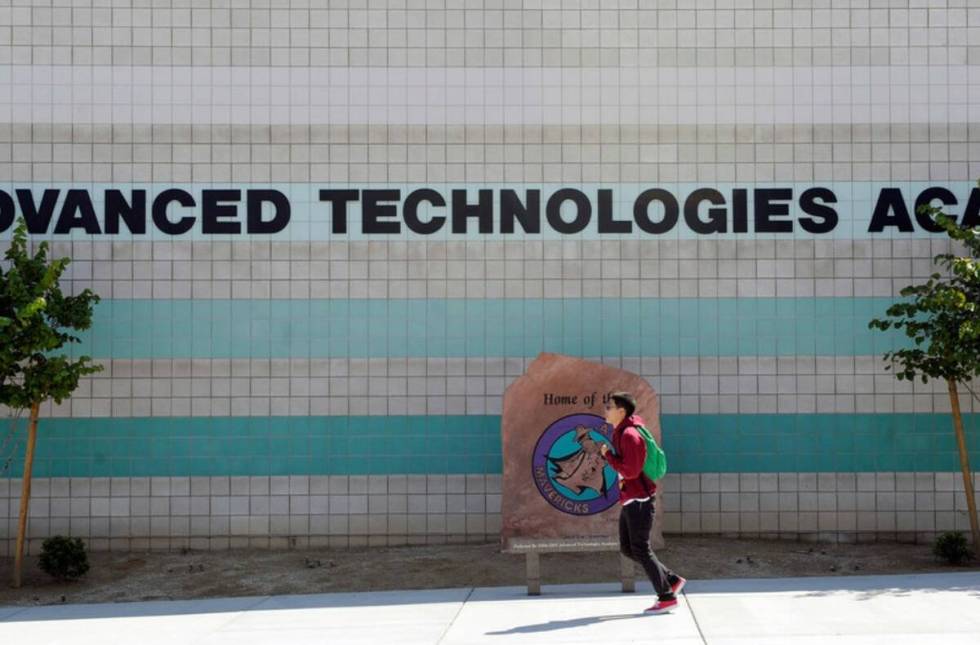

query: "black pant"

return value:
[619, 498, 677, 600]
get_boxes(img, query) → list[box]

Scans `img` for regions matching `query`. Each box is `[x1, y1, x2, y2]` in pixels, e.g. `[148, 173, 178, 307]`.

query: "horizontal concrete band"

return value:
[14, 274, 936, 301]
[0, 48, 972, 71]
[3, 122, 979, 144]
[3, 472, 980, 554]
[5, 123, 978, 183]
[6, 164, 980, 186]
[3, 4, 973, 71]
[1, 413, 978, 479]
[37, 244, 956, 302]
[9, 236, 957, 302]
[4, 5, 974, 69]
[4, 65, 979, 124]
[3, 234, 959, 301]
[59, 297, 906, 359]
[23, 238, 958, 259]
[4, 355, 975, 421]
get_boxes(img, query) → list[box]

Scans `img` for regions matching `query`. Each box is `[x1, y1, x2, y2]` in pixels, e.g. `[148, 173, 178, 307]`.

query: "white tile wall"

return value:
[2, 353, 971, 421]
[3, 472, 980, 553]
[1, 1, 979, 549]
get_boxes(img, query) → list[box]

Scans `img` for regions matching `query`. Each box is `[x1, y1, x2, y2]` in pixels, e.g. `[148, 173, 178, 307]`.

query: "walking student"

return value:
[599, 391, 686, 614]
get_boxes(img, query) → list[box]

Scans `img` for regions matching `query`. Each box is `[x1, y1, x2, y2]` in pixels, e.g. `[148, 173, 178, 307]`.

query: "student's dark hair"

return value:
[609, 391, 636, 417]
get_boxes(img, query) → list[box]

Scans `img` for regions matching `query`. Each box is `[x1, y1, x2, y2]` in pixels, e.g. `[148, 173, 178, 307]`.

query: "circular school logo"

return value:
[531, 413, 620, 515]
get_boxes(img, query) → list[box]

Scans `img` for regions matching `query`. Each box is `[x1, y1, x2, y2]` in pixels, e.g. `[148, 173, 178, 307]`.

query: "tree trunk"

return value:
[947, 379, 980, 551]
[12, 402, 39, 589]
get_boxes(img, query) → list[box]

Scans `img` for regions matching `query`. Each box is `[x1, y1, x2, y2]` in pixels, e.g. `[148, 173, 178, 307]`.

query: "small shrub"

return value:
[933, 531, 974, 565]
[38, 536, 90, 581]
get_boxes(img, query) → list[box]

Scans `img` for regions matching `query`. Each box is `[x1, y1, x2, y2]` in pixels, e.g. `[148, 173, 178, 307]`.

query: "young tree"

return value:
[1, 219, 102, 588]
[869, 209, 980, 551]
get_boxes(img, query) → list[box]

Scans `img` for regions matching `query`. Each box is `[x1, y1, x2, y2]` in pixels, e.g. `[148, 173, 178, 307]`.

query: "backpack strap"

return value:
[634, 424, 656, 498]
[628, 423, 656, 498]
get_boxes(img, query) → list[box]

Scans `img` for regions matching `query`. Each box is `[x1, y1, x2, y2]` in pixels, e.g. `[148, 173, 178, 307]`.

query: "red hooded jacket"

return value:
[603, 414, 656, 505]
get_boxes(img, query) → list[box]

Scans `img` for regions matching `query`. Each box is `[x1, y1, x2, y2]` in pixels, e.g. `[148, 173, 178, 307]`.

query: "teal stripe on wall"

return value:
[72, 298, 907, 359]
[3, 413, 977, 478]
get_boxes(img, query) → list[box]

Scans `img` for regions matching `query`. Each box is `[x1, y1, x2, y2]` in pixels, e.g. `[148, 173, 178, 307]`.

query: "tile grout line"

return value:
[435, 587, 475, 645]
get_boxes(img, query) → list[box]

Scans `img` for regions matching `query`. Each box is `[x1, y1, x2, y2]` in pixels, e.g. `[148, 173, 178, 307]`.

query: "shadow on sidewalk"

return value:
[486, 612, 652, 635]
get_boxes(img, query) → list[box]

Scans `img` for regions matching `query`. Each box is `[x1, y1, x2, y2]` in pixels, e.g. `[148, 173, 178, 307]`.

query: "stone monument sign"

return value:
[501, 353, 665, 550]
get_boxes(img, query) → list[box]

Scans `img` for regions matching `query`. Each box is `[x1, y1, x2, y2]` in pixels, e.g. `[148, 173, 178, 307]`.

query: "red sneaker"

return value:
[644, 598, 678, 614]
[670, 575, 687, 596]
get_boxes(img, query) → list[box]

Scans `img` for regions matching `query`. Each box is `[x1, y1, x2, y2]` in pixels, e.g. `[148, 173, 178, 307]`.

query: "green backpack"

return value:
[634, 424, 667, 481]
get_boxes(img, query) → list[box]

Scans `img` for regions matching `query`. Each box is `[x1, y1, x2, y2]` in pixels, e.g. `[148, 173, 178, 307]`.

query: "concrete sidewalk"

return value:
[1, 572, 979, 644]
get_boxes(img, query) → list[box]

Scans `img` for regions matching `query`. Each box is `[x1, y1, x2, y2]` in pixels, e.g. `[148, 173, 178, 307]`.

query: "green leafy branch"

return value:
[868, 212, 980, 396]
